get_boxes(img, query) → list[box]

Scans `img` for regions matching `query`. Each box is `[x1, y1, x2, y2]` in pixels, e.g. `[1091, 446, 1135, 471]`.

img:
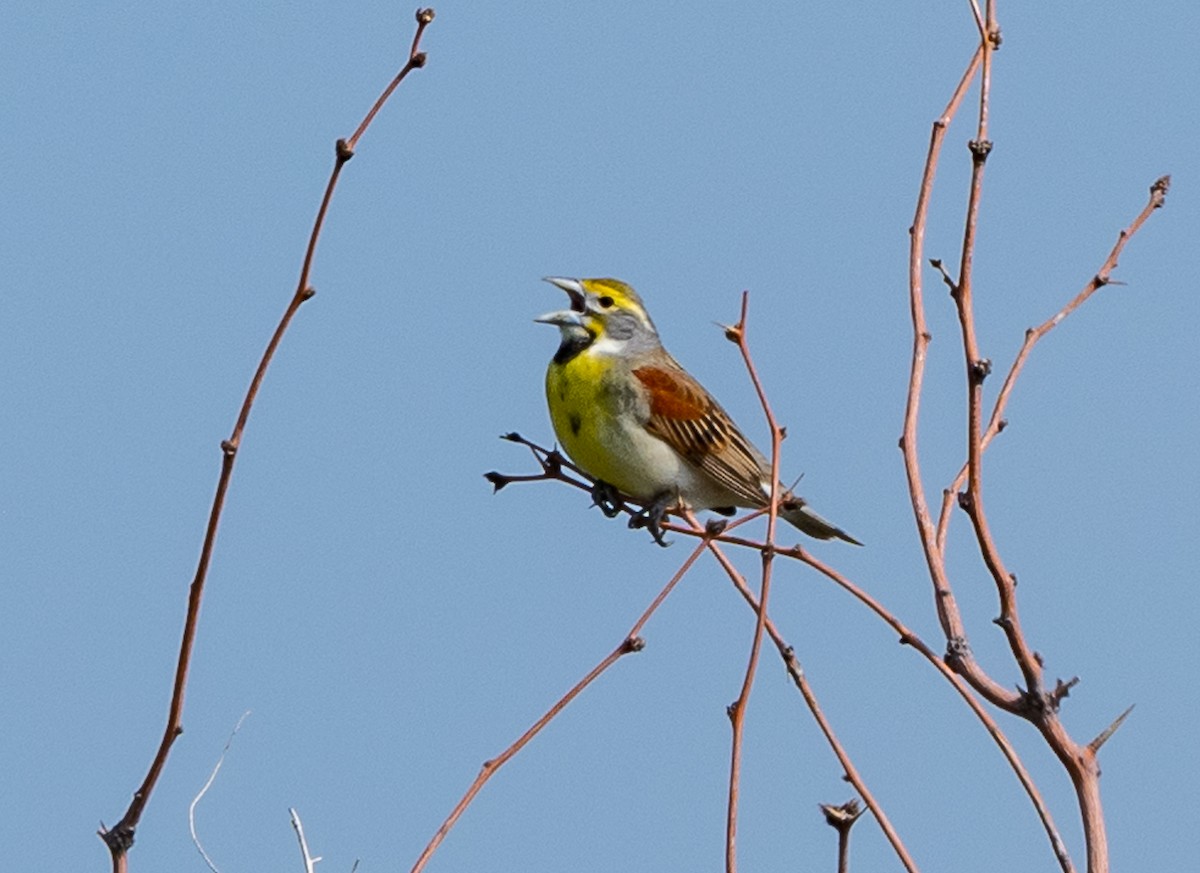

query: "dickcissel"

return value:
[536, 277, 861, 546]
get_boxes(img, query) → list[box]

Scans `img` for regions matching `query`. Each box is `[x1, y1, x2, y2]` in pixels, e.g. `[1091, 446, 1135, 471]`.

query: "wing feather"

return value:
[633, 363, 769, 506]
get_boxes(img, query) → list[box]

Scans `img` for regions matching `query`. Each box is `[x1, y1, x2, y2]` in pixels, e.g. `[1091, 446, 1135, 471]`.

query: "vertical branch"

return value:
[901, 41, 1019, 710]
[697, 531, 920, 873]
[98, 11, 435, 871]
[721, 294, 783, 873]
[948, 3, 1048, 700]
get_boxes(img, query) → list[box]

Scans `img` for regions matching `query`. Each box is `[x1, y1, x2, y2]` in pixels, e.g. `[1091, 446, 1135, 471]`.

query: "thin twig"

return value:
[698, 533, 919, 873]
[188, 711, 252, 873]
[494, 437, 1075, 871]
[99, 12, 435, 871]
[721, 294, 783, 873]
[290, 808, 321, 873]
[935, 176, 1171, 547]
[898, 42, 1022, 709]
[409, 540, 708, 873]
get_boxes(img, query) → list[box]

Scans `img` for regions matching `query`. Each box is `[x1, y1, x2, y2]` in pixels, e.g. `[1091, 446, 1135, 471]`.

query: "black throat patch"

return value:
[553, 330, 595, 365]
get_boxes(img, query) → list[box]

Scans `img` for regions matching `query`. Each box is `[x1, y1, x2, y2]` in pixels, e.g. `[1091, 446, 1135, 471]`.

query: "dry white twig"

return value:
[290, 807, 323, 873]
[189, 710, 252, 873]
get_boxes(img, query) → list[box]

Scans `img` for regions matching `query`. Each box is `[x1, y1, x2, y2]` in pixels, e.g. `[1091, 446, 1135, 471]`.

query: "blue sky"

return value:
[4, 3, 1197, 871]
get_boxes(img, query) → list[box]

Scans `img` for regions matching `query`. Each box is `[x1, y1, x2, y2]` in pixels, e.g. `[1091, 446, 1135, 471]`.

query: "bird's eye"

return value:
[598, 296, 614, 308]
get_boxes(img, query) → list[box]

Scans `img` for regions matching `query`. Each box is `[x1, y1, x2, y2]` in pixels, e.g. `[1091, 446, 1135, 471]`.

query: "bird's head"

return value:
[535, 277, 660, 358]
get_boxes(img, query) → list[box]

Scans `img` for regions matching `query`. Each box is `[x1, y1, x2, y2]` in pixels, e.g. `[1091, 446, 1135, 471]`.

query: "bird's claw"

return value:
[590, 481, 624, 518]
[629, 493, 673, 547]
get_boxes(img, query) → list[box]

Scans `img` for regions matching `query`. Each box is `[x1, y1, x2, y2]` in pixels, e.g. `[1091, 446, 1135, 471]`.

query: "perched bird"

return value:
[536, 277, 861, 546]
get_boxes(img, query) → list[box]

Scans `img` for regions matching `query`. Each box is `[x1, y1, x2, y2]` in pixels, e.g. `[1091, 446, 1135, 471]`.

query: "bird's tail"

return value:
[780, 500, 862, 546]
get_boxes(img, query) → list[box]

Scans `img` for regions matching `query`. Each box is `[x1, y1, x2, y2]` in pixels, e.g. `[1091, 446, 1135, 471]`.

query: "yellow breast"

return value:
[545, 352, 679, 501]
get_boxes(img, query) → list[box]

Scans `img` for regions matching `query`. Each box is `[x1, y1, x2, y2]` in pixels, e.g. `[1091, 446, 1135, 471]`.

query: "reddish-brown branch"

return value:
[936, 175, 1170, 547]
[900, 41, 1021, 711]
[493, 436, 1074, 870]
[409, 540, 708, 873]
[98, 11, 435, 871]
[721, 294, 784, 873]
[699, 535, 920, 873]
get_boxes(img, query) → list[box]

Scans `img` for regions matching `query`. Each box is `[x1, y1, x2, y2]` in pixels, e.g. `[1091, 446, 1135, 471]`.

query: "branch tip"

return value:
[820, 798, 865, 831]
[969, 138, 994, 161]
[416, 7, 435, 24]
[1151, 174, 1171, 202]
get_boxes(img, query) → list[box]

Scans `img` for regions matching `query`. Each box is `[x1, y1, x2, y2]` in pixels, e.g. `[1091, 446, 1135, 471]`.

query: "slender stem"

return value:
[701, 535, 919, 873]
[409, 541, 707, 873]
[722, 294, 783, 873]
[99, 11, 435, 869]
[936, 175, 1170, 546]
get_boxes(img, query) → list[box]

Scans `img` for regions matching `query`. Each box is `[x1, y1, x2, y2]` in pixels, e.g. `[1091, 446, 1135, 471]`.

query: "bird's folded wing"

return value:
[633, 364, 768, 507]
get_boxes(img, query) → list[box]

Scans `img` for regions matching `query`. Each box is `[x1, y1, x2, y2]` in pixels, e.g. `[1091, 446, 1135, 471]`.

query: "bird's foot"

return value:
[590, 480, 625, 518]
[629, 492, 674, 547]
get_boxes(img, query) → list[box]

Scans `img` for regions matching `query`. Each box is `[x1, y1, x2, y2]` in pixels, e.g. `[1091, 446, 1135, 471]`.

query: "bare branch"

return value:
[409, 541, 709, 873]
[723, 294, 785, 873]
[290, 808, 321, 873]
[100, 12, 435, 869]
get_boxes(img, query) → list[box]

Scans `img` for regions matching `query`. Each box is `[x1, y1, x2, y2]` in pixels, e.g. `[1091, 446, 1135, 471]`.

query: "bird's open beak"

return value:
[534, 308, 585, 328]
[542, 276, 587, 312]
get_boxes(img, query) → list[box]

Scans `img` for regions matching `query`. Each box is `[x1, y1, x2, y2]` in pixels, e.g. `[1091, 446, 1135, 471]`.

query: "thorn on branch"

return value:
[1088, 704, 1135, 754]
[1048, 676, 1079, 711]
